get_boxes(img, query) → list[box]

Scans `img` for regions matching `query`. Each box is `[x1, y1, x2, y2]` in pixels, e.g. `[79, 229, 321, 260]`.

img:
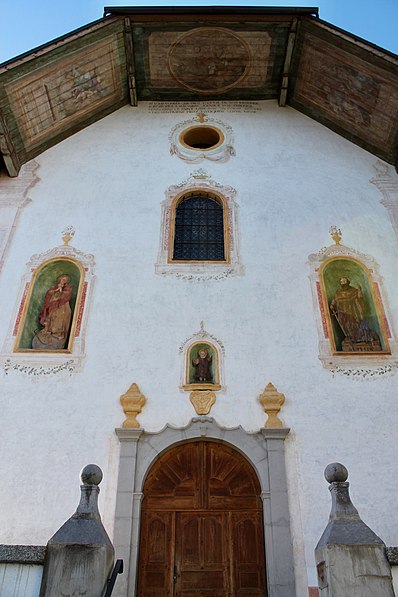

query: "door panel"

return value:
[175, 512, 230, 597]
[137, 511, 174, 597]
[232, 511, 267, 596]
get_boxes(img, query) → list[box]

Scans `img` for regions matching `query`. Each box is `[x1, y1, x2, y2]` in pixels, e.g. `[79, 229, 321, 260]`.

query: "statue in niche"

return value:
[322, 258, 388, 353]
[187, 343, 217, 386]
[32, 274, 73, 350]
[192, 347, 213, 382]
[330, 276, 382, 352]
[16, 258, 82, 352]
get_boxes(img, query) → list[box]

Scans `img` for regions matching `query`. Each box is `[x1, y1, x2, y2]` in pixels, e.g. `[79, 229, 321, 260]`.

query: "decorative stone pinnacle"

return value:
[324, 462, 359, 520]
[120, 382, 146, 428]
[62, 225, 75, 246]
[324, 462, 348, 483]
[77, 464, 103, 516]
[259, 382, 285, 428]
[81, 464, 103, 486]
[329, 225, 342, 245]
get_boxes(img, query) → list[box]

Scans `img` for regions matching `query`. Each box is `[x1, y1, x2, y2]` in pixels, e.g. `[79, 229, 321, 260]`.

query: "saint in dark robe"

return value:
[330, 277, 381, 352]
[32, 274, 73, 350]
[192, 348, 213, 382]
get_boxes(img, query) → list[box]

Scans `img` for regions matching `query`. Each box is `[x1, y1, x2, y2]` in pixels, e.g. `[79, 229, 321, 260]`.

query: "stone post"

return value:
[39, 464, 115, 597]
[113, 428, 143, 597]
[315, 463, 395, 597]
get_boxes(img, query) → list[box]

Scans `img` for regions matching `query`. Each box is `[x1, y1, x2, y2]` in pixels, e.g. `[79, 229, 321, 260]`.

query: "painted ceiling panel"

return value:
[0, 10, 397, 175]
[132, 22, 290, 101]
[290, 21, 398, 165]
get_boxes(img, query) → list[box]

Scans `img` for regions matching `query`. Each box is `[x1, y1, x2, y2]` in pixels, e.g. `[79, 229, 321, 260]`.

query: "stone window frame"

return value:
[169, 114, 235, 164]
[155, 170, 244, 281]
[308, 240, 398, 378]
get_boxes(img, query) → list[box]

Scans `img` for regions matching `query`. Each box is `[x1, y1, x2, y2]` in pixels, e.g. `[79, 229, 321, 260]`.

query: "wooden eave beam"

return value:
[0, 111, 20, 176]
[313, 18, 398, 66]
[279, 18, 298, 107]
[0, 18, 118, 74]
[124, 17, 137, 106]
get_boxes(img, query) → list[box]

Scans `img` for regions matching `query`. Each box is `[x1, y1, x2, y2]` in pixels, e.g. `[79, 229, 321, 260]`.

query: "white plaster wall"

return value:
[0, 100, 397, 596]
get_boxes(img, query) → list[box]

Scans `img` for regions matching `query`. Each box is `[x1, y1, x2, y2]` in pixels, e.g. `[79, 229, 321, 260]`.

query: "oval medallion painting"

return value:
[15, 258, 83, 352]
[168, 27, 251, 94]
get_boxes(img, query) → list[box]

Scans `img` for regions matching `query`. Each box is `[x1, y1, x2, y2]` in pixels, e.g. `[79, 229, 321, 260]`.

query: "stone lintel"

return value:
[0, 544, 46, 564]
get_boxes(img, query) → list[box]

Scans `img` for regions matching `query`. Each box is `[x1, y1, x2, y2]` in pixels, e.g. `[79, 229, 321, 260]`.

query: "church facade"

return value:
[0, 6, 398, 597]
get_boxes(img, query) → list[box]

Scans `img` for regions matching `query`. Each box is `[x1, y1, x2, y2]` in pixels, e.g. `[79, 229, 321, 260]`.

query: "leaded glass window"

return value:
[173, 193, 225, 261]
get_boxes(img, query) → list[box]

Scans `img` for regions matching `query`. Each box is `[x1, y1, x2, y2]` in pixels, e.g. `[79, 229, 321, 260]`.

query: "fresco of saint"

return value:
[329, 276, 381, 352]
[32, 274, 73, 350]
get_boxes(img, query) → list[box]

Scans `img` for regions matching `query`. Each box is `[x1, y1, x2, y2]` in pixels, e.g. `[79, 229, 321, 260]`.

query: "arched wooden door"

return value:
[137, 440, 267, 597]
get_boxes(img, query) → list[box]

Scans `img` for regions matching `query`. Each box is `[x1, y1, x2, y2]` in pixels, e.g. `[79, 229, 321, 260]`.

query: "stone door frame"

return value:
[112, 417, 296, 597]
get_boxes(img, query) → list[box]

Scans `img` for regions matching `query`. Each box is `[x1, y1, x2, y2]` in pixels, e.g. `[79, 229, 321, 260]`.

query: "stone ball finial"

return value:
[324, 462, 348, 483]
[81, 464, 103, 486]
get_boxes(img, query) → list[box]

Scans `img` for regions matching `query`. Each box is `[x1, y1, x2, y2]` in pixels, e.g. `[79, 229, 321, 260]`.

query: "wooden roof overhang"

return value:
[0, 6, 397, 176]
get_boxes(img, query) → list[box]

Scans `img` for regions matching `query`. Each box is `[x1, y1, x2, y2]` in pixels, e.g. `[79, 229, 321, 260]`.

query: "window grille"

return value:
[173, 194, 225, 261]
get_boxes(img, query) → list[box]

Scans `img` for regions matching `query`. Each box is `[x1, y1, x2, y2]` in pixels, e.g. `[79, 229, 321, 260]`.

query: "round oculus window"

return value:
[179, 126, 224, 151]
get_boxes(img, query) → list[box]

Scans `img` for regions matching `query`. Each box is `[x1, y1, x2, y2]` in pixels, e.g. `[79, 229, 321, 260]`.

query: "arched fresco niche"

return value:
[1, 228, 95, 376]
[308, 228, 398, 378]
[15, 258, 83, 352]
[320, 258, 390, 354]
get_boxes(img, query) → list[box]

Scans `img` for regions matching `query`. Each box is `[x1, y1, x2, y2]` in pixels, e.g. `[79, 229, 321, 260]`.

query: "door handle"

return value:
[173, 565, 177, 583]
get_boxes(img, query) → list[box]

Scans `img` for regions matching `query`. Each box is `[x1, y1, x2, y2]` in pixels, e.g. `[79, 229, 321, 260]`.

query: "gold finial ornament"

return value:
[195, 112, 209, 123]
[62, 226, 75, 246]
[120, 382, 146, 428]
[259, 382, 285, 428]
[329, 226, 342, 245]
[190, 390, 216, 415]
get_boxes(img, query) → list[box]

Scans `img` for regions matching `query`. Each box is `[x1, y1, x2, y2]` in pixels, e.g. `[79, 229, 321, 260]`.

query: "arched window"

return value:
[173, 192, 225, 261]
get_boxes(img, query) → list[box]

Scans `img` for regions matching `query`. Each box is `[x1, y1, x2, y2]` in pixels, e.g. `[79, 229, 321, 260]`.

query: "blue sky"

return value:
[0, 0, 397, 64]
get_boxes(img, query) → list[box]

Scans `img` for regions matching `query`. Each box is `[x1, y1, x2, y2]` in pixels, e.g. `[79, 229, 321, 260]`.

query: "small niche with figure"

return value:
[185, 342, 220, 390]
[179, 323, 224, 415]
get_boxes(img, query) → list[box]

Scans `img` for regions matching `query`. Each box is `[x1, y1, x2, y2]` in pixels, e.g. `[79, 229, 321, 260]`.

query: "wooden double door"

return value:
[137, 441, 267, 597]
